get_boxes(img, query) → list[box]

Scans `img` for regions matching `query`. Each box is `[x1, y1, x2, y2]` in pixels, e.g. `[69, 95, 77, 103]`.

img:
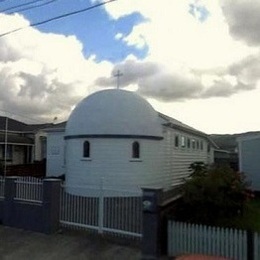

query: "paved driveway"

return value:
[0, 226, 141, 260]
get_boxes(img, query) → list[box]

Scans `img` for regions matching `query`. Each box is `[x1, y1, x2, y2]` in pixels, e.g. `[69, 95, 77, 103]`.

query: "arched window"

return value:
[132, 141, 140, 159]
[83, 141, 90, 158]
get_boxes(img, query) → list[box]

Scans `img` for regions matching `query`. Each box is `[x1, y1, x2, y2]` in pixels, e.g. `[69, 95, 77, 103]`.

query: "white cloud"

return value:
[95, 0, 260, 133]
[115, 32, 123, 40]
[220, 0, 260, 46]
[1, 1, 260, 133]
[0, 13, 113, 123]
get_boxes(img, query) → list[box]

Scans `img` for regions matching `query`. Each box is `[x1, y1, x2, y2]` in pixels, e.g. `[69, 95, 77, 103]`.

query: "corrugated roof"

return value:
[0, 116, 55, 132]
[159, 112, 206, 136]
[0, 116, 27, 132]
[158, 112, 218, 148]
[0, 133, 34, 145]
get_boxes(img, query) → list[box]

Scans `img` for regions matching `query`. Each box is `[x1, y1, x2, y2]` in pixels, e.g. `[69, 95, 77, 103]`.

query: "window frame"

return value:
[2, 144, 13, 162]
[181, 136, 186, 148]
[187, 138, 191, 149]
[132, 141, 140, 159]
[83, 140, 90, 158]
[175, 135, 179, 148]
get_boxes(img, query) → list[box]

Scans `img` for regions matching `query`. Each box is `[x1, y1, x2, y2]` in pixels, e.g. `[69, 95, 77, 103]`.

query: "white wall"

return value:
[34, 131, 47, 161]
[65, 138, 163, 195]
[161, 126, 212, 189]
[65, 129, 213, 195]
[46, 132, 65, 177]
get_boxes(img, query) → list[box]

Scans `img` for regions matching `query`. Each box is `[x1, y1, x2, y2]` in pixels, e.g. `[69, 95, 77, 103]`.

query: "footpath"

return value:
[0, 226, 141, 260]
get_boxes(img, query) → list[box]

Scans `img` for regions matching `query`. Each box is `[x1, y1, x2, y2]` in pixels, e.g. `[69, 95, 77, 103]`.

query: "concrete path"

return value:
[0, 226, 141, 260]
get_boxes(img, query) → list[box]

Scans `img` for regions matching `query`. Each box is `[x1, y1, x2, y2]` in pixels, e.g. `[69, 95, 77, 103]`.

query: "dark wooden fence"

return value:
[4, 161, 46, 178]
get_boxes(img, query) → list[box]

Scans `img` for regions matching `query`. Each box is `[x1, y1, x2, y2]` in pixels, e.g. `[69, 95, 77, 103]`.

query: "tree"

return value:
[174, 164, 253, 225]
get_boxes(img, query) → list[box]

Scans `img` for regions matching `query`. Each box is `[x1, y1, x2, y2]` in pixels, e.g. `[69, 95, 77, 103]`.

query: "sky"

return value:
[0, 0, 260, 134]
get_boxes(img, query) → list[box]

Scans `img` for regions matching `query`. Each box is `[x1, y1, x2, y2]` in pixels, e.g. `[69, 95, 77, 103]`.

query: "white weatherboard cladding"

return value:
[161, 127, 210, 188]
[46, 132, 65, 177]
[65, 89, 162, 137]
[65, 138, 163, 196]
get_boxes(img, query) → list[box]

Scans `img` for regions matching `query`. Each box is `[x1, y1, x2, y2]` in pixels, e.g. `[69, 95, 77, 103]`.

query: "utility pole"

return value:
[4, 116, 8, 178]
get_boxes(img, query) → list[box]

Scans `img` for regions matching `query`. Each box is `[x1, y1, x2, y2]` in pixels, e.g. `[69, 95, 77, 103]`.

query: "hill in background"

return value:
[210, 131, 260, 152]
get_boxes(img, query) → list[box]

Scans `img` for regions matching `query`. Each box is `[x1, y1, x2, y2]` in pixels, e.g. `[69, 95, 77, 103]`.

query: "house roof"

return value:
[0, 116, 27, 132]
[159, 113, 218, 148]
[43, 121, 67, 132]
[0, 116, 53, 133]
[0, 133, 34, 145]
[159, 113, 205, 135]
[65, 89, 163, 138]
[0, 106, 218, 148]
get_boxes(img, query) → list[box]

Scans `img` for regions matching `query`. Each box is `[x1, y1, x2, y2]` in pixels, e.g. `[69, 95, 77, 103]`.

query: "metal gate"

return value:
[59, 185, 143, 239]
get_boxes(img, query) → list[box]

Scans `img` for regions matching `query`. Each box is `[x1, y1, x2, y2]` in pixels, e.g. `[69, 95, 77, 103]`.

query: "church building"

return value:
[46, 89, 216, 196]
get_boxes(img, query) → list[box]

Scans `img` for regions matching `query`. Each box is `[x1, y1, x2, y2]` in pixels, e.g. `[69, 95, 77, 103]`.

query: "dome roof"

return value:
[65, 89, 162, 138]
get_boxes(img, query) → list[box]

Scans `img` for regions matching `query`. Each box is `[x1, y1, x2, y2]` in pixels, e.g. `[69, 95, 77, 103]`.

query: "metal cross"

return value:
[114, 70, 123, 89]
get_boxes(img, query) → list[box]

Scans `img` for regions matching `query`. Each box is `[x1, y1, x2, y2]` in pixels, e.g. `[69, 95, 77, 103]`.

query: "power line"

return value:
[0, 0, 117, 38]
[0, 0, 47, 13]
[6, 0, 58, 15]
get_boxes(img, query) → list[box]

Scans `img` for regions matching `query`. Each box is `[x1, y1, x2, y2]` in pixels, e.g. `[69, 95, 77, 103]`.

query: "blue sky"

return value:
[1, 0, 147, 62]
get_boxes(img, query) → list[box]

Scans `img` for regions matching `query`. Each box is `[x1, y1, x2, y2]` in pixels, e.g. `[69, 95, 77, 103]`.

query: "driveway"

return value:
[0, 226, 141, 260]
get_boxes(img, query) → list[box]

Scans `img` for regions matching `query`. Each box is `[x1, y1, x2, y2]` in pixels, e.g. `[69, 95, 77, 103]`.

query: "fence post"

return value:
[98, 178, 104, 234]
[3, 177, 17, 227]
[141, 187, 163, 260]
[42, 179, 61, 234]
[247, 230, 254, 260]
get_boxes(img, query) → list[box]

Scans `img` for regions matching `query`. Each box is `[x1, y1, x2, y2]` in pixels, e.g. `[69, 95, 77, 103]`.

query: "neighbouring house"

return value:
[237, 133, 260, 191]
[46, 89, 217, 196]
[0, 116, 53, 169]
[213, 149, 238, 171]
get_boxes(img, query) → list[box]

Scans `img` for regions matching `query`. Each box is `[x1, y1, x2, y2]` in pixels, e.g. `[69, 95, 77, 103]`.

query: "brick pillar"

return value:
[3, 177, 17, 227]
[42, 179, 61, 234]
[142, 187, 163, 260]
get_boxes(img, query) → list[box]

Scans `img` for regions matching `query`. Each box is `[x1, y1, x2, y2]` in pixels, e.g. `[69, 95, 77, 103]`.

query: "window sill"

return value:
[81, 158, 92, 161]
[129, 159, 142, 162]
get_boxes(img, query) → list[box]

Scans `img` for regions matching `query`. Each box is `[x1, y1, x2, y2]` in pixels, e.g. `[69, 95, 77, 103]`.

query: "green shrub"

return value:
[175, 164, 253, 225]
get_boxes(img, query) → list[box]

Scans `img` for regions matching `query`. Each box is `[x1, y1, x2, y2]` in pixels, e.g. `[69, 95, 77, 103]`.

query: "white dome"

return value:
[65, 89, 162, 138]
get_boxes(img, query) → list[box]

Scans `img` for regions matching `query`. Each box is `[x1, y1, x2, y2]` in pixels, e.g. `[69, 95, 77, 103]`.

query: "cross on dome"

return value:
[114, 70, 123, 89]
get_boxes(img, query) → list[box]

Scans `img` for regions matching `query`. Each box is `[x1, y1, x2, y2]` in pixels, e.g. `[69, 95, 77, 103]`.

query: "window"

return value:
[207, 143, 211, 153]
[187, 138, 191, 149]
[192, 139, 196, 149]
[2, 144, 13, 161]
[83, 141, 90, 158]
[132, 141, 140, 158]
[175, 135, 179, 147]
[200, 141, 204, 150]
[196, 140, 200, 150]
[181, 136, 185, 148]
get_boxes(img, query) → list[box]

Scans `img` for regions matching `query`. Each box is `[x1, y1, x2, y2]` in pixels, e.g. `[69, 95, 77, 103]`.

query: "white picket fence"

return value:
[0, 176, 4, 199]
[14, 176, 43, 203]
[60, 185, 143, 239]
[168, 221, 248, 259]
[254, 233, 260, 259]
